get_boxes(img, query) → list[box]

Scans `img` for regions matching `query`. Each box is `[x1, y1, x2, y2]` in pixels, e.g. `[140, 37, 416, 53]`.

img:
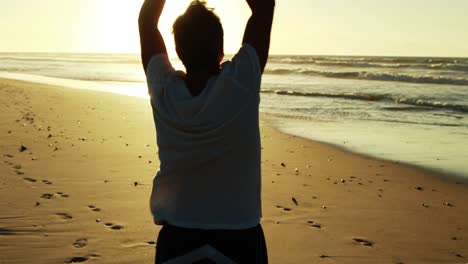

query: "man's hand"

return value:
[245, 0, 275, 13]
[139, 0, 168, 73]
[243, 0, 275, 72]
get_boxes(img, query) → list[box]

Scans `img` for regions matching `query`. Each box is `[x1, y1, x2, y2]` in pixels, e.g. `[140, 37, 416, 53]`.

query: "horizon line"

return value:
[0, 51, 467, 59]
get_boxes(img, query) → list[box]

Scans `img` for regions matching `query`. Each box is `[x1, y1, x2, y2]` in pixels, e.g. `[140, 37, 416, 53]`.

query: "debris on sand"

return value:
[19, 145, 28, 152]
[65, 257, 88, 263]
[41, 193, 54, 199]
[353, 238, 374, 247]
[292, 197, 298, 206]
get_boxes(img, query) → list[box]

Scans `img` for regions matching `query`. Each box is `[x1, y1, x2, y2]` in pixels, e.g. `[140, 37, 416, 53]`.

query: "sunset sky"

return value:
[1, 0, 468, 57]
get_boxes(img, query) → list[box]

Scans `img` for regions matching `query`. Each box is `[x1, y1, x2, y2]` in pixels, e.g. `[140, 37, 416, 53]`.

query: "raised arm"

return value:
[139, 0, 168, 73]
[242, 0, 275, 73]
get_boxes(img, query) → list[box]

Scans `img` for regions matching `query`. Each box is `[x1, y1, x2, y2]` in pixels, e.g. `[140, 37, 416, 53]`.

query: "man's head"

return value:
[173, 1, 224, 72]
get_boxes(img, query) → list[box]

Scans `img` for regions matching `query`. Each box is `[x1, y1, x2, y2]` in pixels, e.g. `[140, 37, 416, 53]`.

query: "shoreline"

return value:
[1, 74, 466, 183]
[1, 78, 467, 263]
[262, 114, 468, 185]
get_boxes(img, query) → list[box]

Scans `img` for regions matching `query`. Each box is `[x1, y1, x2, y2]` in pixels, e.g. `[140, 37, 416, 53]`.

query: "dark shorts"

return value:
[155, 224, 268, 264]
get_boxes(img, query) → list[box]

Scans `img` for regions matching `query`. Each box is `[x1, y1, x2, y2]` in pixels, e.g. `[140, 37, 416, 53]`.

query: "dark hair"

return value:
[173, 1, 224, 71]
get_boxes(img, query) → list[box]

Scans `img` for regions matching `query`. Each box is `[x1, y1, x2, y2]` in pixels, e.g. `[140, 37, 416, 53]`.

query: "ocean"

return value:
[1, 53, 467, 180]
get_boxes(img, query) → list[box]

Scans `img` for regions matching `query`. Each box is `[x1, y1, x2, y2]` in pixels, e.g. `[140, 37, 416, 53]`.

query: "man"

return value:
[139, 0, 274, 263]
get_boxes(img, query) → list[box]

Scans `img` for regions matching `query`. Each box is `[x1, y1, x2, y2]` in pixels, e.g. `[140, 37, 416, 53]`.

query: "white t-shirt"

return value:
[146, 44, 262, 230]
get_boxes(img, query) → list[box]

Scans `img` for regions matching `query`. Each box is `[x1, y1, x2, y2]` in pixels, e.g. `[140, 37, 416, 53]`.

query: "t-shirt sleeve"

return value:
[225, 44, 262, 94]
[145, 54, 175, 98]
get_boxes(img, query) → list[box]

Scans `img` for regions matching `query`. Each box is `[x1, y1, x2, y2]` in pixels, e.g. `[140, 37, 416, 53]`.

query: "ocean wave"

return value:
[268, 56, 468, 72]
[264, 68, 468, 86]
[436, 64, 468, 72]
[260, 89, 468, 113]
[365, 118, 467, 128]
[48, 75, 143, 83]
[394, 98, 468, 113]
[0, 56, 141, 65]
[269, 55, 467, 64]
[313, 61, 468, 72]
[261, 90, 386, 101]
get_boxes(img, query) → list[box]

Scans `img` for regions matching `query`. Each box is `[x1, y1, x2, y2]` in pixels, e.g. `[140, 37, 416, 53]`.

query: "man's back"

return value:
[147, 44, 262, 229]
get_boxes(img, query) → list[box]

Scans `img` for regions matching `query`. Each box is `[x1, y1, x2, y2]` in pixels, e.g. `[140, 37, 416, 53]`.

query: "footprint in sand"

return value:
[276, 205, 292, 212]
[73, 238, 88, 248]
[353, 238, 374, 247]
[307, 221, 322, 229]
[41, 193, 54, 199]
[88, 205, 101, 212]
[104, 222, 124, 230]
[56, 192, 70, 198]
[65, 254, 100, 263]
[23, 177, 37, 183]
[42, 180, 53, 185]
[56, 213, 73, 220]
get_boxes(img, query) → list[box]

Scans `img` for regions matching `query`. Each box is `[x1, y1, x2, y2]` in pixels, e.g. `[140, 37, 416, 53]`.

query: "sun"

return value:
[87, 0, 191, 54]
[87, 0, 248, 55]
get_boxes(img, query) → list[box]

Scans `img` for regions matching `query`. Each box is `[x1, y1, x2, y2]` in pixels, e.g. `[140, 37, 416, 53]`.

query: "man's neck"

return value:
[185, 67, 220, 97]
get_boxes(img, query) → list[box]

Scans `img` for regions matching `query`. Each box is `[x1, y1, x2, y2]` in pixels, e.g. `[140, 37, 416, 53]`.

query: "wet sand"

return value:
[0, 78, 467, 264]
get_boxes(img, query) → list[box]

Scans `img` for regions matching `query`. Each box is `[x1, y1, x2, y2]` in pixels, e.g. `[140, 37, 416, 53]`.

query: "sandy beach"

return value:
[1, 78, 467, 264]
